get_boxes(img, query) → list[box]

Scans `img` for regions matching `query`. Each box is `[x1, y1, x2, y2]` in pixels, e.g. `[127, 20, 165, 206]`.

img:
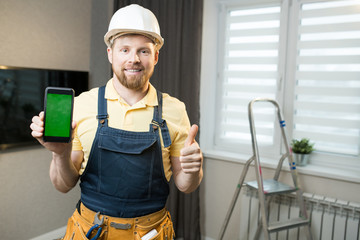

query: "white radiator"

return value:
[239, 187, 360, 240]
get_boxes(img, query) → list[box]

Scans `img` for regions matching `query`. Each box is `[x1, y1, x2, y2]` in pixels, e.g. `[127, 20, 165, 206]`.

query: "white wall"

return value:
[199, 0, 360, 239]
[0, 1, 91, 239]
[0, 1, 91, 71]
[0, 1, 113, 238]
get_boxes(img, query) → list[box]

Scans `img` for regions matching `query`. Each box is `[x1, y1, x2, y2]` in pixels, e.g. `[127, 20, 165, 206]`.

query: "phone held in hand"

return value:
[43, 87, 74, 142]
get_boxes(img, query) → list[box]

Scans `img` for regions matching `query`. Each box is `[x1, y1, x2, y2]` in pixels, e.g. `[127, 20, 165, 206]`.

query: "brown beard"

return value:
[112, 65, 154, 90]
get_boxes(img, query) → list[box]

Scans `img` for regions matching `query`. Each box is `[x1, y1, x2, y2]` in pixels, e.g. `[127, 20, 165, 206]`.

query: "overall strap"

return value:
[97, 85, 108, 126]
[153, 90, 171, 148]
[153, 90, 163, 123]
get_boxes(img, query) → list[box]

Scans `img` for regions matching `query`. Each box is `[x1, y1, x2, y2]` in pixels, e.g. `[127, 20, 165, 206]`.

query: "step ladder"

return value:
[218, 98, 313, 240]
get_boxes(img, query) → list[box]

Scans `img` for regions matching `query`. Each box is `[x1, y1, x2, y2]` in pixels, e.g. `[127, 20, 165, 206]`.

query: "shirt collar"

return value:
[104, 78, 158, 107]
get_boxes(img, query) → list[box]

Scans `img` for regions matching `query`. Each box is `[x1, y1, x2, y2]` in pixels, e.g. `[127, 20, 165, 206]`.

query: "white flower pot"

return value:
[293, 153, 310, 166]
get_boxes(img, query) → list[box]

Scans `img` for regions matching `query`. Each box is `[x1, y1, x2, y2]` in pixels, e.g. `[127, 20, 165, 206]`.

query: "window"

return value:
[211, 0, 360, 168]
[215, 1, 285, 157]
[294, 0, 360, 156]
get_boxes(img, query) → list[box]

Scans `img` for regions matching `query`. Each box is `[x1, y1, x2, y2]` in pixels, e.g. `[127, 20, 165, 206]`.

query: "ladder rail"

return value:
[218, 98, 313, 240]
[248, 98, 312, 240]
[218, 156, 255, 240]
[248, 98, 273, 240]
[249, 98, 300, 187]
[262, 99, 311, 226]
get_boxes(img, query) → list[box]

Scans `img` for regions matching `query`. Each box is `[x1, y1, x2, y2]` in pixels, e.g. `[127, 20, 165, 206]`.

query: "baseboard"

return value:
[29, 226, 67, 240]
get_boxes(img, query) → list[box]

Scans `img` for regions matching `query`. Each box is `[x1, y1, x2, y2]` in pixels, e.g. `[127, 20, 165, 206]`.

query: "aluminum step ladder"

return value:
[218, 98, 313, 240]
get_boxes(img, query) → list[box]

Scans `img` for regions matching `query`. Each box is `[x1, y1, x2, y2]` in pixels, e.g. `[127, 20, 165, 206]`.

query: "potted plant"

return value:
[291, 138, 315, 166]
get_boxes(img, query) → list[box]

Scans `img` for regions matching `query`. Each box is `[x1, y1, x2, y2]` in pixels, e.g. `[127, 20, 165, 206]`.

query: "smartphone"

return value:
[43, 87, 74, 142]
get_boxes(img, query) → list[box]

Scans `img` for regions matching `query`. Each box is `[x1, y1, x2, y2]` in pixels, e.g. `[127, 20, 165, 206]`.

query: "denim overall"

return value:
[80, 85, 171, 218]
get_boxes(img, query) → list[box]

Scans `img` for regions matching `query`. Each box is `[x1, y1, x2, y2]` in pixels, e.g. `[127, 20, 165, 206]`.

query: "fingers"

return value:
[180, 159, 202, 173]
[70, 121, 77, 141]
[180, 141, 200, 156]
[179, 124, 203, 174]
[72, 121, 77, 130]
[180, 143, 202, 174]
[30, 111, 44, 138]
[181, 124, 201, 156]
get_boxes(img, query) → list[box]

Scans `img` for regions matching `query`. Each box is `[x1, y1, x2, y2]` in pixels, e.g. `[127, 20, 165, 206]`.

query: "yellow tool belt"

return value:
[62, 203, 174, 240]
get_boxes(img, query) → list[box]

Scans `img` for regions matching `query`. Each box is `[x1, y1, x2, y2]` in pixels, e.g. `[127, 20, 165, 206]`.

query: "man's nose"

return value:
[128, 51, 140, 63]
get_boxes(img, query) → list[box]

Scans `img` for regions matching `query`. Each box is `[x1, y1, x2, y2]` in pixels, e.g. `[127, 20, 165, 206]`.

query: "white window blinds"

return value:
[216, 2, 282, 153]
[215, 0, 360, 162]
[293, 0, 360, 156]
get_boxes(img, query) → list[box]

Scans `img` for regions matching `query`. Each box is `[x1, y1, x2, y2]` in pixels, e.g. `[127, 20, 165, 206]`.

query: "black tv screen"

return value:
[0, 66, 89, 150]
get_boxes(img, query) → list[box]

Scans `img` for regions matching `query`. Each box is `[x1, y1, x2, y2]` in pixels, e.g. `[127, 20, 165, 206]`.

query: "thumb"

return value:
[184, 124, 198, 147]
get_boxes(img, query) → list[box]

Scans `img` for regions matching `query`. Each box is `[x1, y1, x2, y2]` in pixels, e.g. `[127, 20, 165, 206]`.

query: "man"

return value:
[30, 4, 203, 240]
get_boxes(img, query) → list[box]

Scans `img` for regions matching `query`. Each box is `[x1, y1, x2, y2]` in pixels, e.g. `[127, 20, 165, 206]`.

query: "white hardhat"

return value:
[104, 4, 164, 49]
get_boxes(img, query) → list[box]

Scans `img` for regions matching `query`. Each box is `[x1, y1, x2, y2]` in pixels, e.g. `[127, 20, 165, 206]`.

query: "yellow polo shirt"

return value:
[72, 79, 190, 181]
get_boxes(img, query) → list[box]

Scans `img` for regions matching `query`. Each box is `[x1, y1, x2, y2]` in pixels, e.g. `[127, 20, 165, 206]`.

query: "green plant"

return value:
[291, 138, 315, 154]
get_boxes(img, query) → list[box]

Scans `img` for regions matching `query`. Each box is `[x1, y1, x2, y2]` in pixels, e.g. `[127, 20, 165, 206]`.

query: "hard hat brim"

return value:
[104, 29, 164, 49]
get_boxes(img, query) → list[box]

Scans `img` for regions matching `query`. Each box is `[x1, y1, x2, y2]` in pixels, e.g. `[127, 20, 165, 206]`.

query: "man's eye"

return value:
[120, 49, 128, 53]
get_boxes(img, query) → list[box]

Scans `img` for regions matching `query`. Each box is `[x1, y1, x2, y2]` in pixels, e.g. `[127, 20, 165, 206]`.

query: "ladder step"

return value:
[245, 179, 297, 195]
[268, 218, 310, 233]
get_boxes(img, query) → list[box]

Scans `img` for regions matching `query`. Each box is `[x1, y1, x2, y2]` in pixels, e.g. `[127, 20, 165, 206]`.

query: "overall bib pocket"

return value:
[97, 131, 157, 199]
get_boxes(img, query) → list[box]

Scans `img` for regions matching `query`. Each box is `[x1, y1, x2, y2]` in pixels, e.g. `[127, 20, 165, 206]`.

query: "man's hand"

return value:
[170, 124, 203, 193]
[30, 111, 75, 155]
[180, 124, 203, 174]
[30, 111, 81, 193]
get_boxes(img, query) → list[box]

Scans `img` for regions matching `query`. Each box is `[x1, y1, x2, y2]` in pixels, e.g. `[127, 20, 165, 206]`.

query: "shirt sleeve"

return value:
[168, 103, 191, 158]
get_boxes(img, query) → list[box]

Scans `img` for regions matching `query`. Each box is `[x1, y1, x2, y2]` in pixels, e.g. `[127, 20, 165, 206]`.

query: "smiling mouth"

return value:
[125, 69, 142, 73]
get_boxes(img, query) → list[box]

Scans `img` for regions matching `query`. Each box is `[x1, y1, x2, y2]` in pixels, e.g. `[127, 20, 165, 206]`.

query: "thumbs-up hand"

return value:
[180, 124, 203, 174]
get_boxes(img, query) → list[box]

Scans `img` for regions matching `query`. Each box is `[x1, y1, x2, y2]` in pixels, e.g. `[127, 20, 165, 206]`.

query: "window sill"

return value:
[203, 149, 360, 184]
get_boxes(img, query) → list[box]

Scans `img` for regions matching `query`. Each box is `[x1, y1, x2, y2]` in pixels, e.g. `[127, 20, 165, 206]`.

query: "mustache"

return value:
[122, 64, 144, 70]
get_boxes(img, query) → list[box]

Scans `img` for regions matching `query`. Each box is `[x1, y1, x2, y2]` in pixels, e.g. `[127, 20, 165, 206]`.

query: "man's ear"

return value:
[107, 47, 113, 64]
[154, 51, 159, 65]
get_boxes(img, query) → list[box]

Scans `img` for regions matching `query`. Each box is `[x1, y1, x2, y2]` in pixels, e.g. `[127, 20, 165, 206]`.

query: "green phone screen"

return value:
[44, 93, 72, 137]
